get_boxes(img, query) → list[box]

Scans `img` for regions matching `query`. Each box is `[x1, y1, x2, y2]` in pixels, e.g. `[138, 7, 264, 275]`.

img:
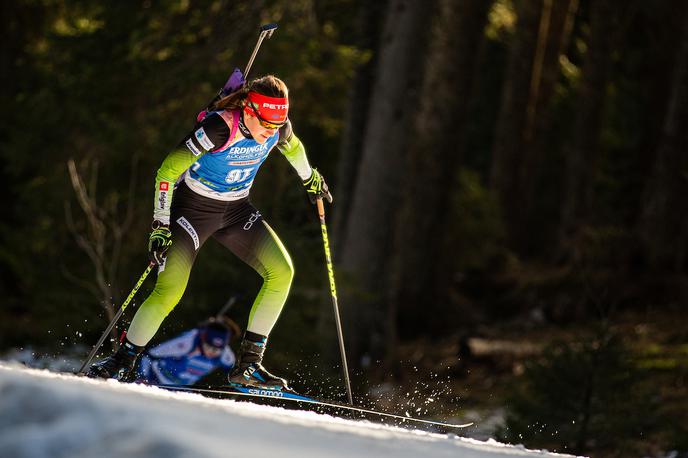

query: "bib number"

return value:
[225, 168, 254, 184]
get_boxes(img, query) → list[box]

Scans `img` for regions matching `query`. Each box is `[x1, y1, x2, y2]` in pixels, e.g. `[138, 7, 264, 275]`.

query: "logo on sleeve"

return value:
[158, 182, 169, 209]
[195, 127, 215, 150]
[185, 138, 202, 156]
[158, 190, 167, 210]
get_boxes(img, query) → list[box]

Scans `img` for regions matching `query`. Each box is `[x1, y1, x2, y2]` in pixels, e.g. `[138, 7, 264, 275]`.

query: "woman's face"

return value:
[244, 110, 279, 144]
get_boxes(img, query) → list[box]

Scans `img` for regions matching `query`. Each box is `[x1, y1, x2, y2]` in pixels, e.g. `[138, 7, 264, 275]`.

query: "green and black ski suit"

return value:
[125, 110, 312, 346]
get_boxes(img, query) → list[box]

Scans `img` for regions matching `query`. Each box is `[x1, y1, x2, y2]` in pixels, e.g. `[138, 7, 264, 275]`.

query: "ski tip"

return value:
[454, 422, 474, 428]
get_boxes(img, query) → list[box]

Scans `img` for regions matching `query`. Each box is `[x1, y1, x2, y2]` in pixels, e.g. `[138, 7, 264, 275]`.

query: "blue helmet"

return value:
[200, 321, 231, 349]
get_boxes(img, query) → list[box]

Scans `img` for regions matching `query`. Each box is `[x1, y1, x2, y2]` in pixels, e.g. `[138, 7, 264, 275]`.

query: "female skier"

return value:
[88, 75, 331, 390]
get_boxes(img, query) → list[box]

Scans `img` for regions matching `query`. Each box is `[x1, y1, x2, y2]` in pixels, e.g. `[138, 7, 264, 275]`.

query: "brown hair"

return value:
[214, 75, 288, 112]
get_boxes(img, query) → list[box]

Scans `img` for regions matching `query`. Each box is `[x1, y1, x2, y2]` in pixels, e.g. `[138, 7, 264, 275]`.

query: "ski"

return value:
[154, 384, 474, 430]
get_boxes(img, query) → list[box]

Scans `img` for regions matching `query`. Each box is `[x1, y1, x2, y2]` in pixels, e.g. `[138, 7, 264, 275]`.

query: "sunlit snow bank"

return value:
[0, 362, 583, 458]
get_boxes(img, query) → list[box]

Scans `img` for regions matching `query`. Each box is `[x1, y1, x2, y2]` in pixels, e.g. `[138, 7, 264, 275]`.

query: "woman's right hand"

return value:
[148, 220, 172, 265]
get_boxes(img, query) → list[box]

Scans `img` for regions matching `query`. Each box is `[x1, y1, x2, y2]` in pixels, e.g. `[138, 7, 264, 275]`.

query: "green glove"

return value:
[303, 168, 333, 204]
[148, 221, 172, 265]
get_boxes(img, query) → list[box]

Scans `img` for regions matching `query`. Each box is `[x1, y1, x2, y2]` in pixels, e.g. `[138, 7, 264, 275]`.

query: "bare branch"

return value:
[65, 154, 142, 343]
[65, 200, 100, 268]
[60, 263, 101, 300]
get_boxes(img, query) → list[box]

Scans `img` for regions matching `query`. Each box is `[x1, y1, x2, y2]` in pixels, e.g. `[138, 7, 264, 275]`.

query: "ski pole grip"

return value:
[316, 197, 325, 218]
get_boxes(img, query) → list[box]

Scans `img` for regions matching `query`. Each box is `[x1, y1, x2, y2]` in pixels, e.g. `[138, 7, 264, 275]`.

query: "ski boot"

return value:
[228, 332, 289, 391]
[86, 339, 144, 381]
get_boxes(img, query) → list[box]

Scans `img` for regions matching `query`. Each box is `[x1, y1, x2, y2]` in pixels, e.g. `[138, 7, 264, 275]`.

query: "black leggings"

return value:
[126, 182, 294, 346]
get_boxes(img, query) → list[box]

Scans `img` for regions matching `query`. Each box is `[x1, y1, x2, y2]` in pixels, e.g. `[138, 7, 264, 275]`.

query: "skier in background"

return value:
[88, 74, 332, 390]
[135, 317, 240, 386]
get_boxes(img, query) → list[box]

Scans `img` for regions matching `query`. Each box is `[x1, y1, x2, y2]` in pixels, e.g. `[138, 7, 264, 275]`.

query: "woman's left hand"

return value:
[303, 168, 333, 204]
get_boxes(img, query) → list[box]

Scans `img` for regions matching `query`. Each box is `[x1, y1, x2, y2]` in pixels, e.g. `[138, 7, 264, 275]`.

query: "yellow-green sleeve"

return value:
[277, 125, 312, 181]
[153, 146, 203, 224]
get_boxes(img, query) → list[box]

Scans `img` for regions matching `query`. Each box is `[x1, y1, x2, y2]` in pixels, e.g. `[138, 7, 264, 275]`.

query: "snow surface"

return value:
[0, 362, 583, 458]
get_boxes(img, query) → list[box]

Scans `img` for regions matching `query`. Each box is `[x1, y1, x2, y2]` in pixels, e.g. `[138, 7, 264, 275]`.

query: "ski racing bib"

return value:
[186, 133, 279, 200]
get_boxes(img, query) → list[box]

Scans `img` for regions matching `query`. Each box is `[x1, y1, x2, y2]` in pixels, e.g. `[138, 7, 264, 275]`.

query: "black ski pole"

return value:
[316, 197, 353, 405]
[77, 262, 155, 374]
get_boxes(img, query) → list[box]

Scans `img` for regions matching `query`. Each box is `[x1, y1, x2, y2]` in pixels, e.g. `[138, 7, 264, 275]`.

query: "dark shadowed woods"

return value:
[2, 1, 687, 456]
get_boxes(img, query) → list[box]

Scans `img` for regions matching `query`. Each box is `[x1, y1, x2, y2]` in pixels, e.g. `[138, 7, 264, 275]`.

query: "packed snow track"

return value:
[0, 363, 582, 458]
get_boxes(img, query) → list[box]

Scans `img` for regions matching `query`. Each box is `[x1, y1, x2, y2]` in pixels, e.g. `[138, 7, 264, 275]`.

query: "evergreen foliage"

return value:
[498, 329, 659, 456]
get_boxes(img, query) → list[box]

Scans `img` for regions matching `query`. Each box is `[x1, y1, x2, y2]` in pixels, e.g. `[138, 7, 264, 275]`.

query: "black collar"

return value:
[238, 111, 253, 139]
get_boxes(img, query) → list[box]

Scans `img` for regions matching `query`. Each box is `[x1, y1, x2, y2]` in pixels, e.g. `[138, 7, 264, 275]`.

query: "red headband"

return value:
[245, 91, 289, 124]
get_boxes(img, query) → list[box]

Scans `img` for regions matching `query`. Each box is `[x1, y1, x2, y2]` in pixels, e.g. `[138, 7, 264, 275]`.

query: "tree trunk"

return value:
[338, 0, 436, 367]
[488, 0, 542, 248]
[321, 1, 389, 365]
[519, 0, 578, 246]
[490, 0, 577, 253]
[638, 5, 688, 271]
[333, 1, 389, 252]
[559, 0, 616, 257]
[388, 0, 493, 356]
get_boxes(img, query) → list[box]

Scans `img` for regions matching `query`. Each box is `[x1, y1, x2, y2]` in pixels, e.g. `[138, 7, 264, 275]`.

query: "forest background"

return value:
[2, 1, 687, 457]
